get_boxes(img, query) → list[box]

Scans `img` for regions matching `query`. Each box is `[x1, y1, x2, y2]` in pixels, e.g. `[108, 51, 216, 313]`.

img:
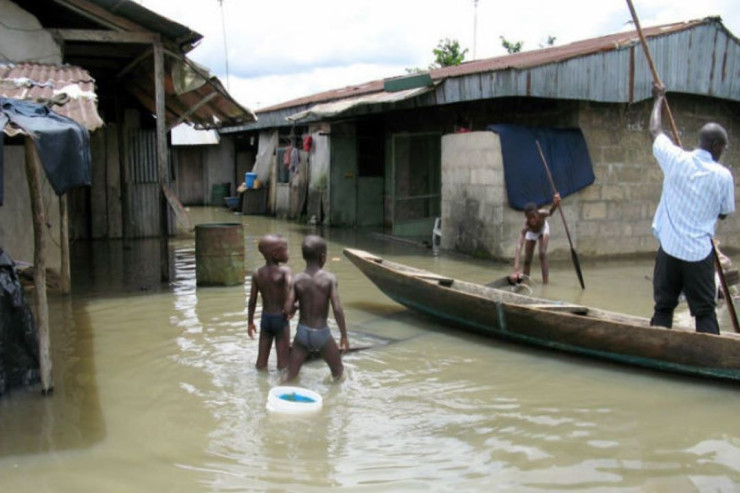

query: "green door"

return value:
[330, 123, 357, 226]
[391, 132, 441, 237]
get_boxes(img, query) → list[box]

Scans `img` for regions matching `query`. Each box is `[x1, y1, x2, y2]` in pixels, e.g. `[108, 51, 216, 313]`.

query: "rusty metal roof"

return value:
[253, 16, 735, 121]
[0, 62, 104, 132]
[123, 53, 257, 130]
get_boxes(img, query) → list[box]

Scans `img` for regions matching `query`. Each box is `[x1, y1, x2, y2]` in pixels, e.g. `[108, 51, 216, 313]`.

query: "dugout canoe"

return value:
[343, 248, 740, 383]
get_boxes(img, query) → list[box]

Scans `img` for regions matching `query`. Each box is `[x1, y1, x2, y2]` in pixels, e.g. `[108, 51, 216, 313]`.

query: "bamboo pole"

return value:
[24, 138, 53, 394]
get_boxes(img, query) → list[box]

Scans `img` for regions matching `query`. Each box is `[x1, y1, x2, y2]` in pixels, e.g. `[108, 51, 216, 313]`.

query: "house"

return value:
[222, 17, 739, 260]
[0, 0, 255, 392]
[0, 0, 256, 278]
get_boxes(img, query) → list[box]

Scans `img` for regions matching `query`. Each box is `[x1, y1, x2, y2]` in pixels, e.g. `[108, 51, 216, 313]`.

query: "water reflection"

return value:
[0, 294, 104, 457]
[1, 208, 738, 492]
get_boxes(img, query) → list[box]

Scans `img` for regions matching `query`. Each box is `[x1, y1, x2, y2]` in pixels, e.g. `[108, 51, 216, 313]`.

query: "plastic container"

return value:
[266, 386, 323, 414]
[224, 196, 240, 211]
[245, 172, 258, 189]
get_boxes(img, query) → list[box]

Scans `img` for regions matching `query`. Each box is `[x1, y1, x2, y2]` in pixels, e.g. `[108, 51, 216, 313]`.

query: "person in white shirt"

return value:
[649, 83, 735, 334]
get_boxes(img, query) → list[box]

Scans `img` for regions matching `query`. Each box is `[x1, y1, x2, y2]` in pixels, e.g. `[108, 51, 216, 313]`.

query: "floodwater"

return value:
[1, 207, 738, 492]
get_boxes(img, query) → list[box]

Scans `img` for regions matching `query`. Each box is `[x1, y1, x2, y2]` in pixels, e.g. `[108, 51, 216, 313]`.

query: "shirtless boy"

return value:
[247, 234, 292, 371]
[283, 235, 349, 381]
[511, 193, 561, 284]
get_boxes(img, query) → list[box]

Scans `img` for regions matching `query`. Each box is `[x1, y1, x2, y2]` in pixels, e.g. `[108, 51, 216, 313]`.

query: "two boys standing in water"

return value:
[248, 194, 559, 378]
[247, 234, 349, 381]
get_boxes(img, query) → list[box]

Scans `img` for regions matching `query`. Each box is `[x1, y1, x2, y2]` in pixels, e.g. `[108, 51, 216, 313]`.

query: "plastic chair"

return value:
[432, 217, 442, 250]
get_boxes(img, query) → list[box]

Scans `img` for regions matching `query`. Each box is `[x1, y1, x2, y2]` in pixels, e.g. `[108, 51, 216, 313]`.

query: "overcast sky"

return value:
[137, 0, 740, 111]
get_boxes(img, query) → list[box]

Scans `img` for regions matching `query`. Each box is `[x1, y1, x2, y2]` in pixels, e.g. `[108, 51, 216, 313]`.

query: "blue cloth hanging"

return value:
[487, 124, 595, 210]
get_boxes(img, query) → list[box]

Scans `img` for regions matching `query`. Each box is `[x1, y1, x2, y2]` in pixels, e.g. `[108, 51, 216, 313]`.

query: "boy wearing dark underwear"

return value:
[247, 234, 292, 371]
[283, 235, 349, 381]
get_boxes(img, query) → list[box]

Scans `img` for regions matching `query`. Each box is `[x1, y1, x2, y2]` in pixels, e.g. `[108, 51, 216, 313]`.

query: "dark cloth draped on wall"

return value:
[0, 112, 6, 205]
[0, 98, 91, 202]
[487, 124, 595, 210]
[0, 124, 4, 206]
[0, 249, 40, 395]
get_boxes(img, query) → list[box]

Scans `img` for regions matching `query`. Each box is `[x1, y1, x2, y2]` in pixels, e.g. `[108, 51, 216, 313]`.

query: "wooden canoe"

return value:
[343, 248, 740, 383]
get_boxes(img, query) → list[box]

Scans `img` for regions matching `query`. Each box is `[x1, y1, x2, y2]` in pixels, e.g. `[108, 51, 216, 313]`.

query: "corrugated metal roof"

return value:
[286, 85, 437, 121]
[0, 62, 104, 132]
[124, 54, 257, 130]
[231, 17, 738, 132]
[61, 0, 203, 51]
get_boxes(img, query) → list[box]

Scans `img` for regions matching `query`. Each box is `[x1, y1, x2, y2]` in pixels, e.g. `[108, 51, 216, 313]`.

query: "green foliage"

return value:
[430, 38, 468, 68]
[500, 36, 523, 54]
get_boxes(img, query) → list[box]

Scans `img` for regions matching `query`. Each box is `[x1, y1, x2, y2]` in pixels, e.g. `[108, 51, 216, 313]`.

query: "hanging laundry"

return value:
[290, 146, 299, 173]
[283, 145, 293, 168]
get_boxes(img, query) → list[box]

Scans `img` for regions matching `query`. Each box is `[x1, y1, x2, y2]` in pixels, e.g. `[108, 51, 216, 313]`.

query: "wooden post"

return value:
[154, 41, 169, 281]
[24, 138, 53, 394]
[59, 194, 71, 294]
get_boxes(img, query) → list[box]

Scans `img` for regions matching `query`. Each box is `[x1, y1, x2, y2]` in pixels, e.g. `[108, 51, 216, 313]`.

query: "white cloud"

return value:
[228, 63, 408, 110]
[139, 0, 740, 111]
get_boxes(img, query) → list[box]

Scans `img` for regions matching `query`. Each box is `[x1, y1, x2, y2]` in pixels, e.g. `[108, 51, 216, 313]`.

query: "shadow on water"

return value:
[3, 237, 176, 457]
[70, 238, 168, 297]
[0, 294, 104, 457]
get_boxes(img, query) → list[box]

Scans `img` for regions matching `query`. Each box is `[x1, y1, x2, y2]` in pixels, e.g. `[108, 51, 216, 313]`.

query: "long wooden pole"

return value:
[59, 194, 71, 294]
[535, 140, 585, 289]
[154, 41, 170, 282]
[626, 0, 740, 333]
[25, 138, 53, 394]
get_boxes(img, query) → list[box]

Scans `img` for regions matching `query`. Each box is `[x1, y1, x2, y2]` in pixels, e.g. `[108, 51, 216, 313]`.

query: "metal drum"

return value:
[194, 223, 245, 286]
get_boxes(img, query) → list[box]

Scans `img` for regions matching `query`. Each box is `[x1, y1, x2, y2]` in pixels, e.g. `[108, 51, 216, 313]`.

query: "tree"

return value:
[431, 38, 469, 68]
[539, 36, 557, 48]
[500, 36, 523, 54]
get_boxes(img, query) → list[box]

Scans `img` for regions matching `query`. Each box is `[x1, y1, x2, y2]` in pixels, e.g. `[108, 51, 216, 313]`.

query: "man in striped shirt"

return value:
[649, 83, 735, 335]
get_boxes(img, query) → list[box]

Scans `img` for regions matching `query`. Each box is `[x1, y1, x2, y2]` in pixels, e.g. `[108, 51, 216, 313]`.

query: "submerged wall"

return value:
[0, 146, 62, 271]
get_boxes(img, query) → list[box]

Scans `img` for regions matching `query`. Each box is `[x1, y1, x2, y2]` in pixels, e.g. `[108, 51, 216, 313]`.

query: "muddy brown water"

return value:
[1, 207, 738, 492]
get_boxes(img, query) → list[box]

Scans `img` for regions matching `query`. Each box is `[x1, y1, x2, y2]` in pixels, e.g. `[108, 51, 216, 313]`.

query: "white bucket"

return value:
[266, 386, 323, 414]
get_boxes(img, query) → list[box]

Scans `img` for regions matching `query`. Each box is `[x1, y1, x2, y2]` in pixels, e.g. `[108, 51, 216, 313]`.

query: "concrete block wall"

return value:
[575, 101, 659, 256]
[440, 95, 739, 261]
[441, 131, 576, 261]
[441, 132, 508, 258]
[578, 96, 740, 257]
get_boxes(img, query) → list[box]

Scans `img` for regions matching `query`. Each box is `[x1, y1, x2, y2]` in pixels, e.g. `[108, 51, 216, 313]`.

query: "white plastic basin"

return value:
[266, 386, 323, 414]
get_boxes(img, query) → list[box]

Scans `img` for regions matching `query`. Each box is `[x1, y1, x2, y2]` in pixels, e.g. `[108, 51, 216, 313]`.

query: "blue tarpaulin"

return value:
[487, 124, 595, 210]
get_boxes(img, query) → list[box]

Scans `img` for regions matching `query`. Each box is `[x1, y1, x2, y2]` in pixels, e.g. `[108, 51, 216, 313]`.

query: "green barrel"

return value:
[195, 223, 245, 286]
[210, 182, 231, 206]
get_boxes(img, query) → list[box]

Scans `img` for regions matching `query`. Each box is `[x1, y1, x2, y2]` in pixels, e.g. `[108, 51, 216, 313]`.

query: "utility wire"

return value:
[218, 0, 230, 91]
